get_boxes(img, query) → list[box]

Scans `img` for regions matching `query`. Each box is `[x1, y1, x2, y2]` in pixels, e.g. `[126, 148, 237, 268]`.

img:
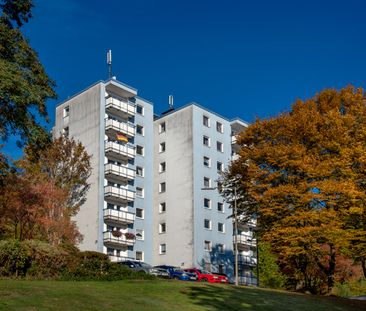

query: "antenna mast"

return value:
[107, 50, 112, 79]
[169, 95, 174, 109]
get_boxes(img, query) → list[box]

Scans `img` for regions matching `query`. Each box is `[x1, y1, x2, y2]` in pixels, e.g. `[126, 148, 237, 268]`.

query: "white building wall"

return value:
[54, 83, 103, 251]
[153, 106, 195, 266]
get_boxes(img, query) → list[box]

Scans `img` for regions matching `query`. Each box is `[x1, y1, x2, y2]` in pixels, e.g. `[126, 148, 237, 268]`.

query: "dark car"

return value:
[118, 260, 152, 274]
[154, 265, 197, 281]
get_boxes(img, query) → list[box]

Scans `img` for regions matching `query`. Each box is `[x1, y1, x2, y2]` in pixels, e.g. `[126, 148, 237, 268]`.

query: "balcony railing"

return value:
[105, 97, 135, 118]
[105, 141, 135, 161]
[238, 255, 257, 266]
[103, 208, 135, 226]
[105, 163, 135, 182]
[105, 118, 135, 138]
[231, 135, 238, 144]
[104, 185, 135, 204]
[235, 235, 257, 247]
[103, 231, 135, 248]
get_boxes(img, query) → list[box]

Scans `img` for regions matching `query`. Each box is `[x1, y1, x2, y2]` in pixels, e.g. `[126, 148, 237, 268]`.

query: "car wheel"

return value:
[201, 278, 208, 282]
[174, 276, 179, 280]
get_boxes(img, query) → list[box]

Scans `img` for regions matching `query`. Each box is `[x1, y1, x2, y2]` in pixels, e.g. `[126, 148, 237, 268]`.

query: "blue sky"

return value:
[5, 0, 366, 157]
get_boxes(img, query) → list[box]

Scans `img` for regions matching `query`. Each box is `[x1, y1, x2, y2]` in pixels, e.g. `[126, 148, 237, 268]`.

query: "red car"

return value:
[212, 273, 229, 284]
[184, 268, 220, 283]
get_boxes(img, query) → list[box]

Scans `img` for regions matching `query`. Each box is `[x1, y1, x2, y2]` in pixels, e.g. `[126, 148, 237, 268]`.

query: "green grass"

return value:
[0, 279, 365, 311]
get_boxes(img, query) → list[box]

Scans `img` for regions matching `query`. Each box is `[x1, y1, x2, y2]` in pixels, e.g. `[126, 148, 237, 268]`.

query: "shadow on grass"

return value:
[182, 284, 366, 311]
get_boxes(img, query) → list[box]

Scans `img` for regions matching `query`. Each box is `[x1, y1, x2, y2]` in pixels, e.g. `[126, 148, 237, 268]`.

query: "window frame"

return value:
[136, 208, 144, 219]
[159, 202, 166, 213]
[203, 136, 210, 147]
[159, 122, 166, 133]
[159, 243, 166, 255]
[204, 219, 212, 230]
[159, 182, 166, 193]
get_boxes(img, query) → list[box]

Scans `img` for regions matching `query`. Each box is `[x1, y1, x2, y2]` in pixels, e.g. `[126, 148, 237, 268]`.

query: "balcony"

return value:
[105, 163, 135, 183]
[105, 141, 135, 161]
[105, 97, 135, 118]
[104, 185, 135, 204]
[103, 208, 135, 226]
[235, 235, 257, 248]
[103, 231, 135, 249]
[105, 118, 135, 138]
[231, 135, 238, 144]
[238, 255, 257, 266]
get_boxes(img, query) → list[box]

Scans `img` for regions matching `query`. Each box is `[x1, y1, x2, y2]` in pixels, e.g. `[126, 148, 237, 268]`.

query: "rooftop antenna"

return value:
[168, 95, 174, 109]
[107, 49, 112, 79]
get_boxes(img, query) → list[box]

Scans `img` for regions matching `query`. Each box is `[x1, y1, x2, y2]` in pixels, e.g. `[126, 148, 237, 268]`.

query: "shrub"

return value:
[332, 279, 366, 298]
[0, 239, 67, 278]
[0, 239, 154, 281]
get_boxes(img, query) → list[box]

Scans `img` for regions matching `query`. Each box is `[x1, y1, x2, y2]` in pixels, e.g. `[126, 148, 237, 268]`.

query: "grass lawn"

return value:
[0, 279, 365, 311]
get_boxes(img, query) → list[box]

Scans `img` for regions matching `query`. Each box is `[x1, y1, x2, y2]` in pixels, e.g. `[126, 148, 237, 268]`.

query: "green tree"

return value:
[256, 242, 286, 289]
[0, 0, 56, 146]
[224, 86, 366, 293]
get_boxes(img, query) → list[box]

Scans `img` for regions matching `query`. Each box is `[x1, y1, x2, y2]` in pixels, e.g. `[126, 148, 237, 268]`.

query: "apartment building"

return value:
[54, 78, 256, 284]
[54, 79, 154, 263]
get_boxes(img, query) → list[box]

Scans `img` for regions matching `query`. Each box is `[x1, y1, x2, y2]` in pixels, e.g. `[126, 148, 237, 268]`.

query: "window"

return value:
[159, 223, 166, 233]
[204, 240, 212, 251]
[159, 162, 166, 173]
[159, 182, 166, 193]
[159, 142, 166, 153]
[203, 156, 210, 167]
[216, 121, 223, 133]
[136, 187, 144, 198]
[62, 127, 69, 137]
[63, 106, 69, 118]
[136, 104, 143, 115]
[136, 166, 144, 177]
[217, 161, 223, 172]
[218, 244, 225, 254]
[136, 229, 144, 240]
[159, 202, 166, 213]
[107, 248, 114, 256]
[216, 141, 223, 152]
[136, 124, 144, 135]
[217, 202, 224, 212]
[136, 145, 144, 156]
[136, 251, 143, 261]
[218, 264, 225, 274]
[204, 198, 211, 209]
[204, 177, 211, 188]
[204, 219, 212, 230]
[203, 136, 210, 147]
[218, 222, 225, 233]
[203, 115, 210, 127]
[136, 208, 144, 219]
[159, 243, 166, 254]
[159, 122, 166, 133]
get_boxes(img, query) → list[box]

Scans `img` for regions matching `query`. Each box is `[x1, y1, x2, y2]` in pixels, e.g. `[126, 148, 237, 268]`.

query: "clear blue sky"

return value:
[5, 0, 366, 157]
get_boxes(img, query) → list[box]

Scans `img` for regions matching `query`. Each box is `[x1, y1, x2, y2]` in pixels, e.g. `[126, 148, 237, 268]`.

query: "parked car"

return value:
[184, 268, 220, 283]
[149, 267, 170, 278]
[154, 265, 197, 281]
[212, 273, 229, 284]
[118, 260, 153, 274]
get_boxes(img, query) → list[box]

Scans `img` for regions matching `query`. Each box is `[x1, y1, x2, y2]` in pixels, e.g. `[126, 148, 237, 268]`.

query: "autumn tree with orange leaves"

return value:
[0, 135, 91, 246]
[223, 86, 366, 293]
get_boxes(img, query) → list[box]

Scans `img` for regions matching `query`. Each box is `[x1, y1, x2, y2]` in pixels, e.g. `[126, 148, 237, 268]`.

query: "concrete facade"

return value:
[54, 78, 256, 284]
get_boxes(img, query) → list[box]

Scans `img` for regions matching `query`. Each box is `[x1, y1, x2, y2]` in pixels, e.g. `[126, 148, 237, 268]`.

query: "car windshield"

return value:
[201, 270, 211, 274]
[139, 262, 152, 269]
[172, 267, 183, 272]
